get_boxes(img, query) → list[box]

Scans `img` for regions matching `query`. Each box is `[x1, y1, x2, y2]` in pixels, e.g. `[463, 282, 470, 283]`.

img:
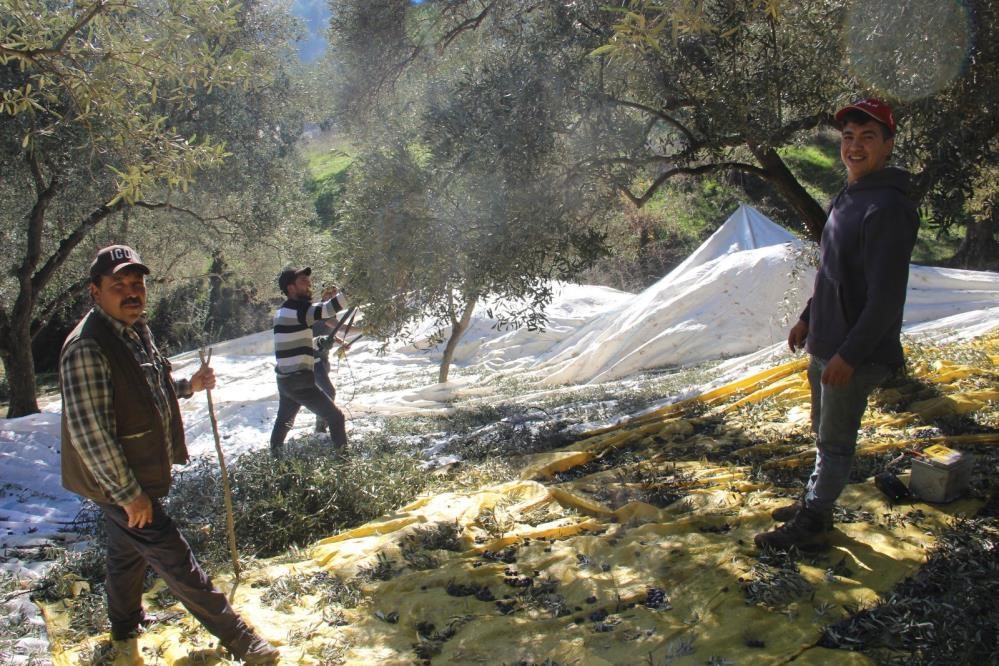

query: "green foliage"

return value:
[326, 4, 617, 379]
[778, 135, 843, 207]
[579, 176, 746, 290]
[741, 549, 814, 609]
[820, 518, 999, 663]
[0, 0, 321, 414]
[1, 0, 249, 203]
[168, 439, 430, 558]
[32, 545, 107, 603]
[325, 0, 997, 269]
[913, 219, 965, 267]
[261, 570, 362, 612]
[145, 271, 272, 356]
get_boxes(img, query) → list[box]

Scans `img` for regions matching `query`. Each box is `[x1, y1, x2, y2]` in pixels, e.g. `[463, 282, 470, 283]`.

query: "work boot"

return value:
[227, 634, 280, 664]
[755, 506, 833, 552]
[111, 637, 144, 666]
[771, 500, 834, 530]
[770, 500, 802, 522]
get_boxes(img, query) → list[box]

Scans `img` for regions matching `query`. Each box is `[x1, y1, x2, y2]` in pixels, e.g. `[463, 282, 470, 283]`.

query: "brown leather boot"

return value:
[770, 500, 802, 522]
[755, 506, 833, 552]
[771, 500, 833, 530]
[227, 634, 280, 665]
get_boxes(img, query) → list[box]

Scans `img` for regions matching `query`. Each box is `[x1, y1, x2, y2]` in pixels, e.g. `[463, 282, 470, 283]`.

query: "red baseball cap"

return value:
[835, 98, 896, 136]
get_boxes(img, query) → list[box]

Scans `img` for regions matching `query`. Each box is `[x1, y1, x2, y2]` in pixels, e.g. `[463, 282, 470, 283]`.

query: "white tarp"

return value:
[364, 203, 998, 386]
[536, 205, 808, 383]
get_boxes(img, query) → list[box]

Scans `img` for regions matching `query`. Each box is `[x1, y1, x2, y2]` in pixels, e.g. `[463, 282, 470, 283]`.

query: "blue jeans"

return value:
[804, 355, 889, 513]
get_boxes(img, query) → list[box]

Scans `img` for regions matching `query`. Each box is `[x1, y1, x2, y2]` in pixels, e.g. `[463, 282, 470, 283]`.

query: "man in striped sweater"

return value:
[270, 266, 349, 456]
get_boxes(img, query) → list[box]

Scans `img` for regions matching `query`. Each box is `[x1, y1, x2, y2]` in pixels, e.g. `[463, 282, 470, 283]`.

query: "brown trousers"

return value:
[101, 499, 250, 645]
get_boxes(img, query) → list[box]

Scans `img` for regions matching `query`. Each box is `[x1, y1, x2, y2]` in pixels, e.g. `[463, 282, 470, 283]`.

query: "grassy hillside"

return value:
[301, 132, 354, 228]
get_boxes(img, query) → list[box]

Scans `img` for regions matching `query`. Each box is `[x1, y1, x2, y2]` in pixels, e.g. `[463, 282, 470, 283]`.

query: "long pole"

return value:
[199, 347, 241, 599]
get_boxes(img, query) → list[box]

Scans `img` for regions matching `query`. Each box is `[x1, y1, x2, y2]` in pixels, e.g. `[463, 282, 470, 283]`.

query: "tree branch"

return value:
[22, 156, 60, 294]
[2, 1, 112, 62]
[618, 161, 767, 208]
[28, 151, 48, 197]
[604, 95, 700, 148]
[768, 111, 831, 145]
[131, 200, 232, 222]
[439, 2, 499, 50]
[30, 278, 90, 340]
[30, 201, 123, 302]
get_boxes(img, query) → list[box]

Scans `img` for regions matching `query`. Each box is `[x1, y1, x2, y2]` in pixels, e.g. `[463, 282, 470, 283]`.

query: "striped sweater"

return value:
[272, 295, 347, 376]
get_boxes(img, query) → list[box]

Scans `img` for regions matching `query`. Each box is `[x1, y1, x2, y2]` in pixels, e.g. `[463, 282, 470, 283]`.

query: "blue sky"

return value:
[290, 0, 330, 63]
[289, 0, 425, 62]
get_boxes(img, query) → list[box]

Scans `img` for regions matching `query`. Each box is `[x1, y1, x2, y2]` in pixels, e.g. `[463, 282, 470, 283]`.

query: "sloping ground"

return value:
[42, 331, 998, 665]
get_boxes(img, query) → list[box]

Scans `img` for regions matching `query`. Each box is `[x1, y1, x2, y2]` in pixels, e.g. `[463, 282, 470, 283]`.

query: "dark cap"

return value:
[835, 98, 896, 136]
[278, 266, 311, 294]
[89, 244, 150, 280]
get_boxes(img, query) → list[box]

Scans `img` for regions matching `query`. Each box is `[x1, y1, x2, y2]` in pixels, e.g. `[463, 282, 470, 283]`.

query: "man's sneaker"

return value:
[755, 507, 833, 552]
[227, 635, 279, 665]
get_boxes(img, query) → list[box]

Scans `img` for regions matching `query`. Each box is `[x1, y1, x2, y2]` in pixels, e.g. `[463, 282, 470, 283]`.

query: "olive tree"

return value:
[0, 0, 314, 416]
[327, 0, 997, 256]
[603, 0, 998, 257]
[328, 7, 611, 381]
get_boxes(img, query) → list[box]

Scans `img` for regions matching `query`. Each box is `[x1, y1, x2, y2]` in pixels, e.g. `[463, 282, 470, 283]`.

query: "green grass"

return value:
[301, 133, 354, 181]
[301, 134, 354, 228]
[305, 147, 354, 182]
[912, 221, 964, 266]
[779, 137, 842, 208]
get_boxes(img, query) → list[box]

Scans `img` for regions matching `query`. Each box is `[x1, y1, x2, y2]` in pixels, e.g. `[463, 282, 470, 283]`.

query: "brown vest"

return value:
[60, 309, 188, 503]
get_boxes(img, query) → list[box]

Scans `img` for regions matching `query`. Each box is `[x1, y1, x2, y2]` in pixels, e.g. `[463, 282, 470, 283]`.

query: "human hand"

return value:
[787, 320, 808, 352]
[190, 363, 216, 392]
[322, 285, 339, 301]
[123, 493, 153, 528]
[821, 354, 855, 386]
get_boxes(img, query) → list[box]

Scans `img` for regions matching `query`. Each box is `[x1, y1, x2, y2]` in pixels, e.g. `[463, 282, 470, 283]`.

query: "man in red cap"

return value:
[755, 99, 920, 552]
[60, 245, 279, 662]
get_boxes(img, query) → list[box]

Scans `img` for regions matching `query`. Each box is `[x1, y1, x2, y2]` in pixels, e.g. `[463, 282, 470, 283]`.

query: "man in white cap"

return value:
[756, 99, 920, 551]
[60, 244, 279, 662]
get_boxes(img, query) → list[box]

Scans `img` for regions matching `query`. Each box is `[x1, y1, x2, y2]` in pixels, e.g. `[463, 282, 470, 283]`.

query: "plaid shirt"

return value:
[60, 306, 192, 504]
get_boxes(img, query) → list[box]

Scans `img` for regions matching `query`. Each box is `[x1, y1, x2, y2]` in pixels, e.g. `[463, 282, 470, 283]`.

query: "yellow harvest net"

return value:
[43, 331, 998, 665]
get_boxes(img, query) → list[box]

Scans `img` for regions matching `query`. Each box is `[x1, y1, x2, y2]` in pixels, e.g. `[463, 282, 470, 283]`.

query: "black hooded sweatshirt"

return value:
[801, 166, 920, 367]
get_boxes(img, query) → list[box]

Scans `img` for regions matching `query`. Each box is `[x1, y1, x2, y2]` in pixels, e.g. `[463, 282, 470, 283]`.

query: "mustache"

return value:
[121, 298, 143, 307]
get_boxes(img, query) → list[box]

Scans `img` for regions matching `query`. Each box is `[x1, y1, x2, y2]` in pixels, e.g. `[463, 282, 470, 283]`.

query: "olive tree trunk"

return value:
[438, 293, 478, 384]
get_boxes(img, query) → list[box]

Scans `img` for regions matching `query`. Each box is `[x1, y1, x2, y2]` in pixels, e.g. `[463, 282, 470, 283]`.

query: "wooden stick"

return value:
[198, 347, 241, 599]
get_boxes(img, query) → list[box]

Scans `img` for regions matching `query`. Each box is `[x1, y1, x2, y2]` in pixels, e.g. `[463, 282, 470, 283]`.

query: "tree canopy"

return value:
[329, 14, 612, 380]
[326, 0, 997, 247]
[0, 0, 316, 416]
